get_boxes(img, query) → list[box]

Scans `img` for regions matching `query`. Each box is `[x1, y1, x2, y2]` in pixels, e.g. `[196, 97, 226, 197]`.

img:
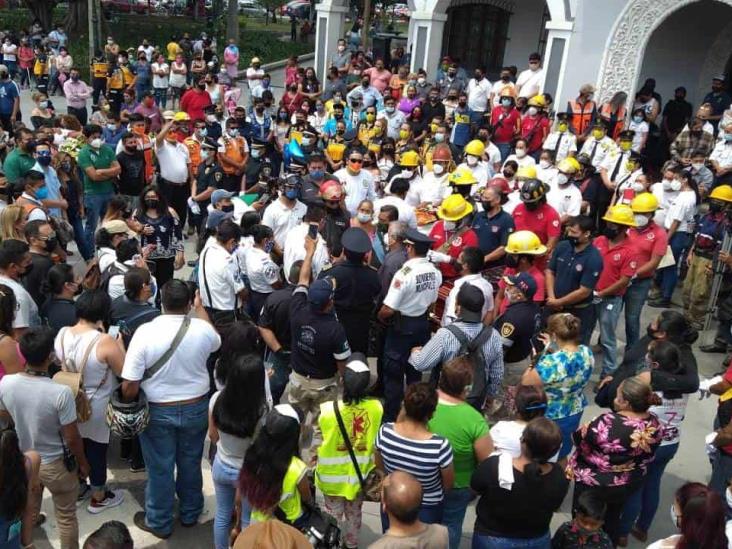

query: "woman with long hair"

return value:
[213, 321, 262, 390]
[53, 149, 90, 260]
[0, 206, 27, 242]
[39, 263, 81, 333]
[133, 184, 185, 289]
[0, 429, 40, 549]
[0, 284, 23, 377]
[647, 482, 727, 549]
[209, 353, 268, 549]
[102, 196, 141, 234]
[238, 404, 311, 527]
[490, 384, 548, 458]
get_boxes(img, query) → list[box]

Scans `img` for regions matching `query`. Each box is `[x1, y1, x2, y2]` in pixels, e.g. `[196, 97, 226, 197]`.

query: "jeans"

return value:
[595, 295, 624, 377]
[472, 531, 550, 549]
[496, 142, 512, 162]
[154, 87, 168, 108]
[710, 450, 732, 503]
[212, 454, 251, 549]
[268, 350, 291, 405]
[619, 442, 678, 536]
[553, 412, 583, 459]
[381, 502, 443, 532]
[83, 192, 113, 255]
[623, 277, 652, 347]
[443, 488, 473, 549]
[139, 397, 209, 535]
[68, 207, 92, 260]
[658, 231, 692, 301]
[83, 438, 109, 491]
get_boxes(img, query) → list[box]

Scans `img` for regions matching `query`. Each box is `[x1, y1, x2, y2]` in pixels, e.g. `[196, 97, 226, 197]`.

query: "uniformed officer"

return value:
[191, 137, 224, 236]
[377, 228, 442, 421]
[595, 129, 636, 229]
[320, 227, 381, 354]
[245, 224, 281, 322]
[493, 272, 541, 419]
[542, 112, 578, 164]
[90, 50, 109, 111]
[578, 118, 618, 171]
[321, 180, 350, 253]
[545, 214, 604, 345]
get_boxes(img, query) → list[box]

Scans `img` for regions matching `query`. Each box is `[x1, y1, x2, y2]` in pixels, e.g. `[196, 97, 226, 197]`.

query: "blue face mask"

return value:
[35, 186, 49, 200]
[285, 188, 298, 200]
[264, 240, 275, 253]
[310, 169, 324, 180]
[725, 133, 732, 143]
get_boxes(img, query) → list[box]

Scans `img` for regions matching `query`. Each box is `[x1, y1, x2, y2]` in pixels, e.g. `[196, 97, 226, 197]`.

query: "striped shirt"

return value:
[375, 422, 453, 505]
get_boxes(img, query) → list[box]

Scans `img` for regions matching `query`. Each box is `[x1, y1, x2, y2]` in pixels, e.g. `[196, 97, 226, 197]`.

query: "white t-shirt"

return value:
[209, 391, 259, 470]
[261, 197, 307, 249]
[198, 241, 245, 310]
[467, 78, 492, 112]
[1, 43, 17, 62]
[283, 223, 330, 279]
[151, 62, 170, 88]
[485, 142, 502, 169]
[121, 314, 221, 403]
[441, 274, 494, 326]
[628, 119, 649, 152]
[0, 275, 39, 329]
[664, 189, 697, 233]
[537, 165, 558, 187]
[334, 168, 376, 216]
[711, 141, 732, 169]
[246, 67, 264, 88]
[516, 68, 544, 99]
[547, 184, 582, 218]
[651, 182, 679, 227]
[373, 195, 417, 229]
[138, 45, 154, 62]
[406, 172, 450, 207]
[155, 140, 190, 184]
[245, 247, 280, 293]
[489, 420, 525, 457]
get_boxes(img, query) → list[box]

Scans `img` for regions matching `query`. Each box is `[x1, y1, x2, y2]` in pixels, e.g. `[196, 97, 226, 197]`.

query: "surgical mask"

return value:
[385, 106, 395, 114]
[228, 129, 239, 137]
[632, 181, 645, 192]
[670, 505, 680, 529]
[633, 115, 643, 124]
[670, 180, 682, 191]
[725, 133, 732, 143]
[200, 150, 210, 161]
[556, 174, 569, 186]
[539, 160, 550, 169]
[118, 57, 126, 64]
[35, 186, 49, 200]
[206, 114, 217, 123]
[264, 240, 275, 253]
[400, 169, 414, 178]
[284, 188, 298, 200]
[301, 137, 312, 147]
[366, 113, 375, 122]
[399, 130, 409, 140]
[39, 100, 49, 109]
[310, 169, 324, 180]
[433, 163, 445, 175]
[337, 45, 345, 52]
[434, 133, 445, 143]
[356, 212, 372, 223]
[443, 221, 456, 231]
[620, 141, 632, 152]
[251, 149, 261, 159]
[662, 179, 674, 191]
[527, 107, 538, 116]
[592, 129, 604, 139]
[515, 148, 527, 158]
[634, 214, 649, 227]
[196, 128, 207, 138]
[692, 163, 704, 171]
[417, 77, 425, 84]
[106, 123, 117, 131]
[466, 155, 478, 167]
[90, 138, 103, 149]
[558, 123, 568, 132]
[501, 98, 512, 107]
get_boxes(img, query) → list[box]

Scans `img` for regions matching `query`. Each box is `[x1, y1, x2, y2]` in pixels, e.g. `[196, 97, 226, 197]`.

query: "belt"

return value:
[292, 369, 337, 381]
[152, 394, 207, 407]
[401, 312, 429, 320]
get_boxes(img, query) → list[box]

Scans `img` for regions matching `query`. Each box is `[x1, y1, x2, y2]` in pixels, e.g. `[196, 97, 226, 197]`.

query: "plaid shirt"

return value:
[670, 127, 715, 161]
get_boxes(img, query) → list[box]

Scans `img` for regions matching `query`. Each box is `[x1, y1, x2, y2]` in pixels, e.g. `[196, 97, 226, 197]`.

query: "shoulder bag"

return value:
[53, 328, 103, 423]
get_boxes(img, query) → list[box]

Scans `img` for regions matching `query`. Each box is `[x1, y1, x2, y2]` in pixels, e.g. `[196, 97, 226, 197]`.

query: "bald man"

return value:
[368, 471, 449, 548]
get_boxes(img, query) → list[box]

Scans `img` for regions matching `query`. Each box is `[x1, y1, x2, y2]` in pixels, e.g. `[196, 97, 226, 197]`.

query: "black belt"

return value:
[292, 369, 337, 380]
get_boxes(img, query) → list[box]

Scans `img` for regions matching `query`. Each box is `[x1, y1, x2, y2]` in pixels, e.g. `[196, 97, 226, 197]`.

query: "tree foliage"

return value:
[22, 0, 57, 30]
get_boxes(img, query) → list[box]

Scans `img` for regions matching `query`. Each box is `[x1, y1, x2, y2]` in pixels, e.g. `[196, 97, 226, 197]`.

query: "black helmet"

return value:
[520, 178, 547, 204]
[106, 387, 149, 439]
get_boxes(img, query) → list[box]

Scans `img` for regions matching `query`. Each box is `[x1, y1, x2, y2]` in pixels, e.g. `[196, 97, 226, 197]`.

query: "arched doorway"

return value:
[442, 3, 512, 73]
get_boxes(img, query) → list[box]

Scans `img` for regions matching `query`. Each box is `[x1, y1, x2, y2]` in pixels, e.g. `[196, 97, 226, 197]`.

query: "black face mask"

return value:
[504, 255, 519, 268]
[45, 237, 58, 252]
[145, 199, 159, 209]
[603, 226, 621, 240]
[481, 201, 495, 212]
[197, 82, 206, 90]
[525, 201, 540, 211]
[566, 235, 580, 247]
[125, 145, 137, 154]
[221, 204, 234, 213]
[710, 201, 724, 213]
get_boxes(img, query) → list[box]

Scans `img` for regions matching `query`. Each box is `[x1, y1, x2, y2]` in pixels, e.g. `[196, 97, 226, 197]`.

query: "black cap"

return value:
[403, 228, 434, 246]
[343, 128, 357, 142]
[341, 227, 372, 254]
[556, 112, 569, 122]
[203, 104, 217, 114]
[456, 283, 485, 323]
[619, 129, 636, 140]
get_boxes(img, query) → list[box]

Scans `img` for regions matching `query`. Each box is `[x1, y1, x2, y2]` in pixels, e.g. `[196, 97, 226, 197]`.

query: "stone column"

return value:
[314, 2, 349, 83]
[542, 21, 573, 106]
[407, 11, 448, 78]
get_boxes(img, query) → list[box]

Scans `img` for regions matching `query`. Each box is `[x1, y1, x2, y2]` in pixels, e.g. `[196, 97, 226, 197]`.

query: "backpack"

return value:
[83, 259, 125, 293]
[52, 329, 104, 423]
[444, 324, 495, 411]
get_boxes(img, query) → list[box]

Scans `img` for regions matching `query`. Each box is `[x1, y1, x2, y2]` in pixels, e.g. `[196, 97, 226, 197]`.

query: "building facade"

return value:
[315, 0, 732, 110]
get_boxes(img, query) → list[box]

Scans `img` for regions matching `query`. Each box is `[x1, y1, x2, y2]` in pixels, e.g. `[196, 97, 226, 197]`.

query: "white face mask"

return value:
[670, 504, 680, 530]
[356, 212, 372, 223]
[692, 163, 704, 171]
[443, 221, 456, 231]
[670, 180, 682, 191]
[527, 107, 538, 116]
[301, 137, 311, 146]
[466, 155, 478, 167]
[556, 174, 569, 186]
[433, 163, 445, 175]
[401, 169, 414, 178]
[90, 138, 103, 149]
[726, 488, 732, 510]
[206, 114, 217, 123]
[417, 77, 426, 85]
[515, 149, 527, 158]
[631, 181, 645, 192]
[634, 214, 649, 228]
[539, 160, 550, 169]
[661, 179, 673, 191]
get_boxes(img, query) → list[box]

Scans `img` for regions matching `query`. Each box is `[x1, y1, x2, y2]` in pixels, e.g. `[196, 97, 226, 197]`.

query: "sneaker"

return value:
[87, 489, 125, 514]
[77, 483, 91, 504]
[129, 462, 146, 473]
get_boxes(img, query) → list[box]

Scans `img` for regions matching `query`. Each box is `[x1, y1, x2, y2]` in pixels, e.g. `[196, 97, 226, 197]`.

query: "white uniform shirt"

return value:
[441, 274, 494, 326]
[537, 165, 558, 188]
[283, 223, 330, 279]
[516, 68, 544, 99]
[466, 78, 492, 112]
[651, 181, 679, 227]
[155, 140, 190, 184]
[600, 149, 633, 184]
[547, 184, 582, 218]
[710, 140, 732, 170]
[198, 240, 245, 310]
[121, 314, 221, 403]
[374, 195, 418, 229]
[457, 160, 492, 187]
[383, 257, 442, 316]
[542, 131, 577, 163]
[261, 197, 307, 249]
[406, 172, 450, 207]
[245, 247, 280, 293]
[0, 275, 39, 329]
[376, 110, 407, 140]
[579, 136, 617, 170]
[334, 168, 376, 216]
[664, 190, 697, 233]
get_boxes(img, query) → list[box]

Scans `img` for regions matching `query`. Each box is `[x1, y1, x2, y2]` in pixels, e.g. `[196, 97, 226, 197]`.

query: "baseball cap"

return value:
[0, 65, 8, 75]
[456, 283, 485, 323]
[206, 209, 232, 230]
[504, 272, 537, 300]
[308, 278, 335, 309]
[101, 219, 130, 235]
[211, 189, 234, 205]
[341, 227, 371, 254]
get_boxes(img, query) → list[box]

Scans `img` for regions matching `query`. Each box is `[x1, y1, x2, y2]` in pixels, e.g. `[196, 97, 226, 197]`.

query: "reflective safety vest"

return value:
[250, 456, 307, 522]
[91, 59, 109, 79]
[184, 137, 202, 174]
[315, 398, 384, 500]
[568, 99, 597, 136]
[220, 135, 247, 175]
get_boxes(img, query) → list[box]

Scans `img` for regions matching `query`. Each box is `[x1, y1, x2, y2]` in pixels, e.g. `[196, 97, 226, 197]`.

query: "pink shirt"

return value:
[62, 79, 91, 109]
[363, 67, 392, 93]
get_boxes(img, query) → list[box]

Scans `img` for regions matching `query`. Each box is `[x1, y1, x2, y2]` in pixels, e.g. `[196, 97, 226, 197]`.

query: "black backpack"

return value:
[444, 324, 495, 411]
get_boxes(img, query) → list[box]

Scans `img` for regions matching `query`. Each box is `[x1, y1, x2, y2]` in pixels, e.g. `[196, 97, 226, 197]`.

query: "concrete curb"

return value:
[236, 51, 315, 79]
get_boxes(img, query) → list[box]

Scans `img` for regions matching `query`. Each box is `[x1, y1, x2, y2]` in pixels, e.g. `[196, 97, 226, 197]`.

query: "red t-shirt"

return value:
[593, 236, 639, 295]
[513, 203, 560, 271]
[521, 115, 550, 152]
[626, 223, 668, 279]
[490, 107, 521, 144]
[498, 265, 545, 315]
[429, 221, 479, 279]
[180, 89, 212, 123]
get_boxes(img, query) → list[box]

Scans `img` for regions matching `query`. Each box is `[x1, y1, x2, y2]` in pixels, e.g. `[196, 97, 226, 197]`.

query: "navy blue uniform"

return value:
[494, 300, 540, 363]
[471, 209, 515, 267]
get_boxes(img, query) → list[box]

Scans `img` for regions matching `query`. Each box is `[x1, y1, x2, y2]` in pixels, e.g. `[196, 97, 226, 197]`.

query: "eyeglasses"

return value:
[348, 158, 363, 164]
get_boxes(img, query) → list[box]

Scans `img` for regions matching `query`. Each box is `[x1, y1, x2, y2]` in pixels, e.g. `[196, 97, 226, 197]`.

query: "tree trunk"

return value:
[22, 0, 57, 30]
[226, 0, 239, 40]
[64, 0, 87, 35]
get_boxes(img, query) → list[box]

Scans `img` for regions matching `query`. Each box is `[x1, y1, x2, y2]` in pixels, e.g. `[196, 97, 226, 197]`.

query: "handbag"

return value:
[49, 215, 74, 246]
[53, 329, 103, 423]
[275, 501, 341, 549]
[332, 398, 384, 502]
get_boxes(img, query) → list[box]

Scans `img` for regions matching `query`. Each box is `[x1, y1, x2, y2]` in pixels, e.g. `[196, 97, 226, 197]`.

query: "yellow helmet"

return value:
[602, 204, 637, 227]
[516, 165, 537, 180]
[505, 230, 547, 255]
[399, 150, 420, 167]
[630, 192, 659, 213]
[527, 95, 546, 108]
[173, 111, 191, 122]
[557, 157, 580, 174]
[448, 166, 478, 186]
[710, 184, 732, 203]
[464, 139, 485, 157]
[438, 193, 474, 221]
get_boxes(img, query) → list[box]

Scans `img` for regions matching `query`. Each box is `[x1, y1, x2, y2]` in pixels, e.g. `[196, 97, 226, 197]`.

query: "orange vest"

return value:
[600, 103, 627, 140]
[220, 136, 246, 175]
[184, 137, 202, 174]
[568, 99, 597, 136]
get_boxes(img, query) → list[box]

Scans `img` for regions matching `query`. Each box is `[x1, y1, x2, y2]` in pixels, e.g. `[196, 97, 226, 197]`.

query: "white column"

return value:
[314, 2, 349, 83]
[542, 21, 573, 106]
[407, 11, 448, 78]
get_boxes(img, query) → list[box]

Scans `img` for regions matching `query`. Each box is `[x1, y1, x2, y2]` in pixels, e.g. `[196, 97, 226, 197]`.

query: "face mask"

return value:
[145, 198, 159, 209]
[504, 255, 519, 268]
[44, 236, 58, 252]
[434, 133, 445, 143]
[710, 201, 724, 213]
[670, 505, 680, 530]
[448, 71, 457, 78]
[466, 155, 478, 167]
[556, 174, 569, 186]
[527, 106, 538, 116]
[37, 154, 52, 167]
[566, 235, 580, 247]
[631, 181, 645, 193]
[39, 100, 49, 109]
[558, 123, 568, 132]
[458, 100, 467, 107]
[118, 57, 126, 65]
[284, 188, 298, 200]
[200, 150, 210, 161]
[501, 98, 512, 107]
[418, 77, 426, 85]
[525, 200, 540, 211]
[70, 74, 78, 82]
[356, 212, 372, 223]
[633, 116, 643, 124]
[90, 138, 103, 149]
[503, 170, 515, 179]
[301, 137, 312, 147]
[400, 169, 414, 178]
[430, 96, 439, 103]
[206, 114, 217, 123]
[197, 82, 206, 90]
[433, 163, 445, 175]
[399, 130, 409, 140]
[443, 221, 456, 231]
[338, 45, 345, 52]
[515, 149, 527, 158]
[661, 179, 673, 190]
[60, 161, 71, 171]
[228, 129, 239, 137]
[670, 180, 682, 191]
[34, 186, 49, 200]
[310, 169, 324, 180]
[539, 160, 550, 169]
[634, 214, 650, 228]
[385, 106, 395, 114]
[334, 113, 343, 121]
[106, 123, 117, 131]
[604, 226, 621, 239]
[365, 113, 376, 123]
[692, 163, 704, 171]
[620, 141, 632, 152]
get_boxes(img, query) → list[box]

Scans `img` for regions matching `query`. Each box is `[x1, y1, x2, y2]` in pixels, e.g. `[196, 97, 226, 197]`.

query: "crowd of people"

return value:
[2, 17, 732, 549]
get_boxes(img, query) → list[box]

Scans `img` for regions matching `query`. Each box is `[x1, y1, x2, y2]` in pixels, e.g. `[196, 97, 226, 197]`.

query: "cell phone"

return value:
[258, 193, 271, 204]
[108, 325, 121, 339]
[308, 223, 319, 240]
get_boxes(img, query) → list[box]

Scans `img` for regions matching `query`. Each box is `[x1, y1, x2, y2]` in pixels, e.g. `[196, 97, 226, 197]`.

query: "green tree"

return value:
[255, 0, 279, 24]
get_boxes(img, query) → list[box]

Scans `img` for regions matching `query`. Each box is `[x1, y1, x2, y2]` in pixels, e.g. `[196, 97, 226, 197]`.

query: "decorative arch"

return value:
[697, 19, 732, 102]
[596, 0, 732, 102]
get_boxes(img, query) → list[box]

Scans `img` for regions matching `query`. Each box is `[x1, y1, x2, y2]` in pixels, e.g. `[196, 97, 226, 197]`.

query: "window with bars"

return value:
[443, 3, 512, 73]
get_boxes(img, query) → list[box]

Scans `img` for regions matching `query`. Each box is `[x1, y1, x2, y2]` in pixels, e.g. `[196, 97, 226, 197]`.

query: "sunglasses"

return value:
[349, 158, 363, 164]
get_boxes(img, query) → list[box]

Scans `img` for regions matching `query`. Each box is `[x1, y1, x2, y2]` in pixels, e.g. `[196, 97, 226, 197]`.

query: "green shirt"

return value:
[428, 400, 489, 488]
[3, 148, 36, 185]
[77, 144, 117, 195]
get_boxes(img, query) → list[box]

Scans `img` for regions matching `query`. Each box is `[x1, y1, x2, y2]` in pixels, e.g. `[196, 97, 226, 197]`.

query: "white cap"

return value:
[274, 404, 300, 423]
[346, 358, 369, 374]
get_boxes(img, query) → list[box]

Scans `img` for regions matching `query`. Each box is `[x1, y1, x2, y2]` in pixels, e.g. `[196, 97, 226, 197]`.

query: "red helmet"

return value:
[320, 180, 343, 201]
[432, 144, 453, 163]
[488, 176, 511, 195]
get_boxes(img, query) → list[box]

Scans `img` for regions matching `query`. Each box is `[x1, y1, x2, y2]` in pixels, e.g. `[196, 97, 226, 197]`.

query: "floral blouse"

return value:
[568, 411, 663, 488]
[535, 345, 594, 420]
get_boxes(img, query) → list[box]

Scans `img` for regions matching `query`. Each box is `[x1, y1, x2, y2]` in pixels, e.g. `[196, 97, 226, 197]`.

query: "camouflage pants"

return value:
[682, 255, 713, 329]
[322, 494, 363, 548]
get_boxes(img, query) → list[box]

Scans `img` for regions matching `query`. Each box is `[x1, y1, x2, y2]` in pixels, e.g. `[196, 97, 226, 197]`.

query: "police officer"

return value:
[321, 180, 350, 252]
[320, 227, 381, 354]
[244, 139, 268, 191]
[545, 214, 604, 345]
[542, 112, 578, 164]
[377, 228, 442, 421]
[596, 129, 635, 229]
[191, 137, 224, 236]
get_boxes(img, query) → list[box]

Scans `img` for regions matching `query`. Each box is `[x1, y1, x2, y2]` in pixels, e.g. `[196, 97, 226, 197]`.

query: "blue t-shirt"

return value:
[0, 80, 19, 115]
[548, 241, 603, 304]
[471, 209, 515, 267]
